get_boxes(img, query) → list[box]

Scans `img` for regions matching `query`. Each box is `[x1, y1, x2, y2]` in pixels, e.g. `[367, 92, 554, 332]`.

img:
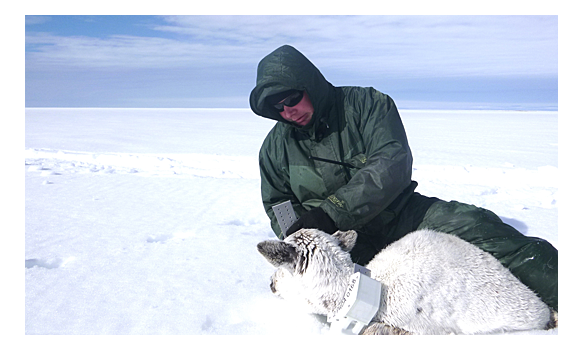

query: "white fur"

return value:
[257, 228, 554, 335]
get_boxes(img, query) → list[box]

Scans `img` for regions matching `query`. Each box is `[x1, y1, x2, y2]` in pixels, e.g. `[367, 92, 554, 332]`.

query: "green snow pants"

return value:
[417, 199, 558, 311]
[350, 193, 558, 311]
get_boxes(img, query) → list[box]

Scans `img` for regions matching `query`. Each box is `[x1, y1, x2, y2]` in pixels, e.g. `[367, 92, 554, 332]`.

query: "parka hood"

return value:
[249, 45, 336, 131]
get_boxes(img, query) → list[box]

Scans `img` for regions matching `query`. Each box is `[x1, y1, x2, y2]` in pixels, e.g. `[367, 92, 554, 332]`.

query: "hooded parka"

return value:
[250, 45, 557, 311]
[250, 45, 417, 247]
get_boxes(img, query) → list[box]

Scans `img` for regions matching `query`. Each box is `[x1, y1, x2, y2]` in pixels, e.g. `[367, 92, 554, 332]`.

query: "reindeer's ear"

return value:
[257, 240, 298, 268]
[332, 230, 358, 252]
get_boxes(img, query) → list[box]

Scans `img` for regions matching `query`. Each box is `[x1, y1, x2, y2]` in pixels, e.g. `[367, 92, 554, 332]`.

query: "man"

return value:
[249, 45, 557, 311]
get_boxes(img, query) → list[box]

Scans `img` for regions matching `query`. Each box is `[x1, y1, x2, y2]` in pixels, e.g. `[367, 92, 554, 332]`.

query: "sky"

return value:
[25, 15, 558, 110]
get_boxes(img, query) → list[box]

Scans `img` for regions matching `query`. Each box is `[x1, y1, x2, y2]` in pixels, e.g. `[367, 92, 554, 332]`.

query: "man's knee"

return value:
[418, 200, 504, 237]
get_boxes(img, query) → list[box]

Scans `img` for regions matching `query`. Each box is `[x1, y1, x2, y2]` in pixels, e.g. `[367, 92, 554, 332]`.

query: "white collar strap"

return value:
[327, 264, 382, 335]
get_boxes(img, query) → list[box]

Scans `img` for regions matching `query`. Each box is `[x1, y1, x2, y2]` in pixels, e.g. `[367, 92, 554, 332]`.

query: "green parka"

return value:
[250, 45, 415, 247]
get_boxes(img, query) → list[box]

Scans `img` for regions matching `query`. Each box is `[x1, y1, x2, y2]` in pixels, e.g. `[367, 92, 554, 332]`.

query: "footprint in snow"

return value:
[201, 315, 214, 331]
[225, 219, 246, 226]
[146, 233, 173, 243]
[25, 257, 73, 269]
[223, 218, 261, 226]
[42, 171, 61, 177]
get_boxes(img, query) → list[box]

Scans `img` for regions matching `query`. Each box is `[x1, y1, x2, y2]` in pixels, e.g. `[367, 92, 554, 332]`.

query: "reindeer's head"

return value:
[257, 228, 358, 315]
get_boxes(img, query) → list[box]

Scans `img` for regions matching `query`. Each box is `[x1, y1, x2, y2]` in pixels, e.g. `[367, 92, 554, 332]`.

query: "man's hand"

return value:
[285, 207, 338, 237]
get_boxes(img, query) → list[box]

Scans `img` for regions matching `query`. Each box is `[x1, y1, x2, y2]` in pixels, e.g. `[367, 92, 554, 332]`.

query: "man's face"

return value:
[278, 92, 314, 126]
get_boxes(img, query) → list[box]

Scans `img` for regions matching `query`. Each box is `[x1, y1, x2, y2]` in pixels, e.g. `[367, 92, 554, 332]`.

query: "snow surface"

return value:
[25, 107, 559, 336]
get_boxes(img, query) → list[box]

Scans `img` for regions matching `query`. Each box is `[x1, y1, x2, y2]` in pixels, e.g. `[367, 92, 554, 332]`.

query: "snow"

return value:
[25, 107, 559, 336]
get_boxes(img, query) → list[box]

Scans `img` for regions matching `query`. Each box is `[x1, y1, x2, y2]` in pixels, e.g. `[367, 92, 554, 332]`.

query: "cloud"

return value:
[26, 15, 557, 79]
[155, 15, 558, 77]
[25, 33, 251, 70]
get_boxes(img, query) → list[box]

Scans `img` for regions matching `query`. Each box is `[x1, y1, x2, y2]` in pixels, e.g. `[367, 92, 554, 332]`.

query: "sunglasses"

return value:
[273, 90, 304, 112]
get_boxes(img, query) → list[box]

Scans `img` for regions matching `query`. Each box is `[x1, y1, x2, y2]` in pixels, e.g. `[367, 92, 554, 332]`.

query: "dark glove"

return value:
[285, 207, 338, 237]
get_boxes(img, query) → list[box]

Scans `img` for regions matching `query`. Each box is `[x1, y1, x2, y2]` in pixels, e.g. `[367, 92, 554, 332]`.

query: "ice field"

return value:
[24, 107, 559, 336]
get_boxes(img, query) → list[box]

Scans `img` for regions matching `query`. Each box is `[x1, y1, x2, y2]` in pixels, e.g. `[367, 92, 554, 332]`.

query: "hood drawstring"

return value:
[315, 118, 330, 142]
